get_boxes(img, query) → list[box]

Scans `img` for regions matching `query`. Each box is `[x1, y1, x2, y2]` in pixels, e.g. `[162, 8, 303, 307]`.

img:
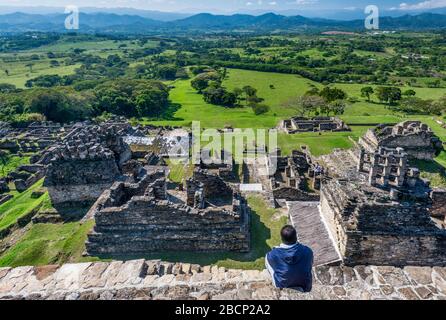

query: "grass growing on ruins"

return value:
[413, 157, 446, 188]
[0, 154, 31, 176]
[0, 180, 45, 233]
[166, 159, 194, 183]
[0, 220, 96, 267]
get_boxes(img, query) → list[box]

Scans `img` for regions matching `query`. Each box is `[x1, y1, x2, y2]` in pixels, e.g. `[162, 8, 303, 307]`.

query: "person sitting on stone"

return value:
[265, 225, 314, 292]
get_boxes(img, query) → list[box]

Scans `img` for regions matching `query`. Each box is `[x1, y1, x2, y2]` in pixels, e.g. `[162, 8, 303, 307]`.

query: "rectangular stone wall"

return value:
[86, 198, 250, 256]
[344, 233, 446, 267]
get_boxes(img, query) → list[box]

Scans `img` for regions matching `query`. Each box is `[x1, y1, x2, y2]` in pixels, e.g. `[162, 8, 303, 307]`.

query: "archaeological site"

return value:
[1, 118, 446, 300]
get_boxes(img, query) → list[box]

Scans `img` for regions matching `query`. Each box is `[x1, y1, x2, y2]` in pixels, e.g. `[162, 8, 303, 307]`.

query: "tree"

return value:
[403, 89, 416, 97]
[29, 90, 87, 123]
[375, 86, 402, 105]
[49, 60, 60, 67]
[0, 83, 16, 93]
[191, 72, 221, 93]
[329, 100, 347, 116]
[361, 87, 374, 101]
[242, 86, 257, 98]
[155, 64, 178, 80]
[94, 79, 169, 118]
[233, 87, 243, 105]
[252, 104, 270, 115]
[202, 85, 237, 107]
[242, 86, 261, 106]
[283, 95, 325, 117]
[25, 63, 34, 73]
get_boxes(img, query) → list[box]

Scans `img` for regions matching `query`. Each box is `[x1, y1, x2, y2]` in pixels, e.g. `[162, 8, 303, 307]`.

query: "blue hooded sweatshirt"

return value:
[266, 243, 314, 292]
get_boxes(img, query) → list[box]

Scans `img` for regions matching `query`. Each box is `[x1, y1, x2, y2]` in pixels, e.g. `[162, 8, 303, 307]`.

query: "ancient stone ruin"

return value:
[279, 117, 350, 134]
[319, 122, 446, 267]
[86, 166, 250, 256]
[266, 148, 320, 203]
[359, 121, 443, 160]
[44, 122, 132, 206]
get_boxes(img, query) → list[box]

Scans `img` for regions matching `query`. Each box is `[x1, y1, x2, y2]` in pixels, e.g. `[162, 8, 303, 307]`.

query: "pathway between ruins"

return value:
[287, 201, 342, 266]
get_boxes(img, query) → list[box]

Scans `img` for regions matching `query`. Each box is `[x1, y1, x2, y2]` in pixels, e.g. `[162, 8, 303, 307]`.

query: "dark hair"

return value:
[281, 225, 298, 245]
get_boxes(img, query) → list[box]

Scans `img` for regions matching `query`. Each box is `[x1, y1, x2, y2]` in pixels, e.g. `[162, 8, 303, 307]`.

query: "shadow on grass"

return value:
[411, 159, 446, 175]
[411, 158, 446, 188]
[91, 205, 273, 270]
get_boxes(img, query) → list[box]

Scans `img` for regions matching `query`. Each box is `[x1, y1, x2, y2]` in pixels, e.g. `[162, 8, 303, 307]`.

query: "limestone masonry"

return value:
[0, 260, 445, 300]
[86, 167, 250, 256]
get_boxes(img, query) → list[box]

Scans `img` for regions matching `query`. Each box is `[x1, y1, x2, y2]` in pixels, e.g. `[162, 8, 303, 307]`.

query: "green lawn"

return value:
[141, 68, 446, 159]
[0, 59, 80, 88]
[0, 220, 96, 267]
[0, 154, 30, 177]
[144, 68, 446, 131]
[0, 180, 45, 233]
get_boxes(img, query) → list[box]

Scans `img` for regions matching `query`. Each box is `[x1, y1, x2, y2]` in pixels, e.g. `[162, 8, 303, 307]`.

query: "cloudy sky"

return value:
[1, 0, 446, 13]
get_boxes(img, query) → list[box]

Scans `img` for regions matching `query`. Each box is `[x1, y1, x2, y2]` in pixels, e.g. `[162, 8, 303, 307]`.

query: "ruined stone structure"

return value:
[86, 167, 250, 256]
[199, 149, 236, 181]
[1, 260, 445, 300]
[359, 121, 443, 160]
[267, 149, 320, 203]
[280, 117, 350, 134]
[0, 121, 74, 194]
[319, 122, 446, 267]
[44, 122, 132, 205]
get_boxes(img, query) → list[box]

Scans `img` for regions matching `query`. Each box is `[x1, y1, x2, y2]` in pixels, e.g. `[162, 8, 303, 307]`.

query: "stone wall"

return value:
[359, 121, 443, 160]
[44, 122, 132, 205]
[430, 189, 446, 220]
[86, 170, 250, 256]
[1, 260, 445, 300]
[320, 180, 446, 267]
[45, 159, 120, 205]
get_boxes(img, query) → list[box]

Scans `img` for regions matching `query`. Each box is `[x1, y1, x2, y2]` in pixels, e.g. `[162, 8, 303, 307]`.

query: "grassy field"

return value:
[0, 59, 80, 88]
[141, 68, 446, 159]
[0, 154, 30, 176]
[0, 180, 45, 233]
[0, 220, 95, 267]
[145, 68, 446, 130]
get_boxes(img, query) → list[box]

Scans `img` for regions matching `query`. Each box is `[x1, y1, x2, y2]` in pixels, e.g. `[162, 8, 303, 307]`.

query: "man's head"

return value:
[281, 225, 298, 245]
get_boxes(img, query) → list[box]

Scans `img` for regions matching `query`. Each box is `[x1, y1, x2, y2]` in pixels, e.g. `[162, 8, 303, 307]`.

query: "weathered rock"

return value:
[0, 260, 446, 300]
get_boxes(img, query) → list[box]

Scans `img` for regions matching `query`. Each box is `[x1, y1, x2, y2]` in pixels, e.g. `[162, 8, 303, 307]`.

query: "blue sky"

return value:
[1, 0, 446, 13]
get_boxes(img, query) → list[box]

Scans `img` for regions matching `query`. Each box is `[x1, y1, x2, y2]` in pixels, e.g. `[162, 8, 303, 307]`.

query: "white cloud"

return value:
[395, 0, 446, 10]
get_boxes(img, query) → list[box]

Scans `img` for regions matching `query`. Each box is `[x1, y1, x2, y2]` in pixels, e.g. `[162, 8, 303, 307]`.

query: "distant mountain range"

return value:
[0, 11, 445, 34]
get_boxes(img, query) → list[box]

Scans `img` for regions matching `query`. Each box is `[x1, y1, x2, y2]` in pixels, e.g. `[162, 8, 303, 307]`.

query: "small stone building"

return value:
[359, 121, 443, 160]
[86, 167, 250, 256]
[319, 122, 446, 266]
[280, 117, 350, 134]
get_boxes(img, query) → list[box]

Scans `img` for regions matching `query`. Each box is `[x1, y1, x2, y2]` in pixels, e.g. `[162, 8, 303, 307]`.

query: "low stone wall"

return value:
[45, 160, 120, 205]
[86, 198, 250, 255]
[0, 260, 445, 300]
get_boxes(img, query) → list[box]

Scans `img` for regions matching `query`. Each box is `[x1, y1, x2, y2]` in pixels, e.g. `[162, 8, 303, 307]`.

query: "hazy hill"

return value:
[0, 11, 445, 33]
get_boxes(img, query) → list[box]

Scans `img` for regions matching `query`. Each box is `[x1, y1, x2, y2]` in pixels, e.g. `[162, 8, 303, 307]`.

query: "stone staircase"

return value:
[287, 201, 342, 267]
[1, 260, 445, 300]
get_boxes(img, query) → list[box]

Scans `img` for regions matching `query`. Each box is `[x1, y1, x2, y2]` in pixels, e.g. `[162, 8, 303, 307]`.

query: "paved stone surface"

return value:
[0, 260, 445, 300]
[288, 201, 341, 266]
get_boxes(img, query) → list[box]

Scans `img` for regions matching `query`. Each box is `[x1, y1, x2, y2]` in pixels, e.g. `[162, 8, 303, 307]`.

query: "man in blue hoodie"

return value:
[266, 225, 314, 292]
